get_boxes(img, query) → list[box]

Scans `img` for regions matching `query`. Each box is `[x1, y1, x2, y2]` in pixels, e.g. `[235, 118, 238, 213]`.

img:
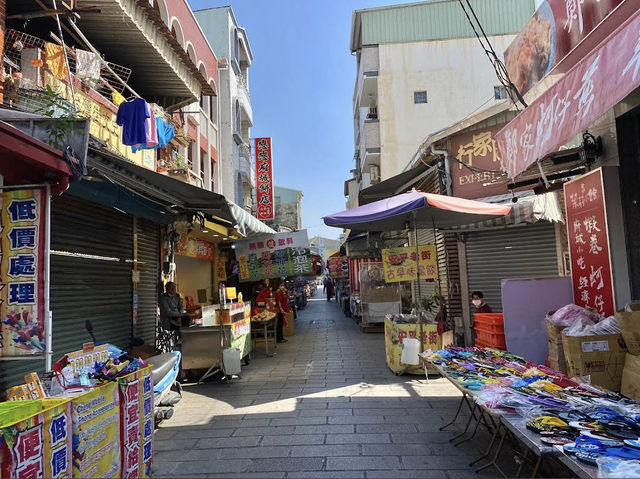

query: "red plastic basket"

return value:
[473, 313, 504, 326]
[474, 324, 507, 350]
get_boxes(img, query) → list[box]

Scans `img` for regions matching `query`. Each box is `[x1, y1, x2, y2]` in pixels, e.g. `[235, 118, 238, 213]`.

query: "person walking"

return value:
[275, 283, 290, 343]
[326, 278, 335, 301]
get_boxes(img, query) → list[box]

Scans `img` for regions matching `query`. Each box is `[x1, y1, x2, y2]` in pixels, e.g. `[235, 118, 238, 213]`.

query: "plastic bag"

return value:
[548, 304, 601, 326]
[563, 315, 620, 336]
[597, 457, 640, 478]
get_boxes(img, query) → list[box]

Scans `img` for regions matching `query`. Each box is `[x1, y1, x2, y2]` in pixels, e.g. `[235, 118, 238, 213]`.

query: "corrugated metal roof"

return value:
[355, 0, 534, 48]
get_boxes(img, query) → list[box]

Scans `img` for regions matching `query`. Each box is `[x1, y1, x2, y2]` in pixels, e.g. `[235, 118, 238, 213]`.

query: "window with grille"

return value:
[414, 91, 428, 104]
[494, 86, 508, 100]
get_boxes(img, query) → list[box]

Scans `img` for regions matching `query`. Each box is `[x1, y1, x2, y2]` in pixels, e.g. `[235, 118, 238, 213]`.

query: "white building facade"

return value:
[348, 0, 535, 208]
[195, 6, 254, 210]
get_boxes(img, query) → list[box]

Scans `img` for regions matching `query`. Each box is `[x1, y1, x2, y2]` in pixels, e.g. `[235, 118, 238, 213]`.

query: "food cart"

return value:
[181, 302, 252, 383]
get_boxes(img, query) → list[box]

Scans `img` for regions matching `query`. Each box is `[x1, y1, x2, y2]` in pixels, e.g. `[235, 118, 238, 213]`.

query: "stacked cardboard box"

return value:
[546, 318, 567, 373]
[617, 304, 640, 400]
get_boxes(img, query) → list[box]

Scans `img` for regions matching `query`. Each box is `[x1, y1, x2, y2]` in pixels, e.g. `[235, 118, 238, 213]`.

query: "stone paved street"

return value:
[154, 293, 513, 478]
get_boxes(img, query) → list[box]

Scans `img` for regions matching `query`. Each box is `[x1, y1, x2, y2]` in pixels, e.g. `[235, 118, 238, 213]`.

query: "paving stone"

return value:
[298, 408, 353, 416]
[391, 433, 455, 444]
[328, 415, 385, 424]
[367, 471, 447, 479]
[165, 459, 251, 474]
[326, 456, 402, 470]
[325, 433, 391, 444]
[287, 472, 365, 478]
[362, 443, 432, 456]
[194, 436, 261, 449]
[401, 455, 479, 470]
[233, 426, 296, 436]
[290, 444, 359, 457]
[270, 416, 327, 426]
[246, 458, 324, 472]
[294, 424, 354, 434]
[260, 435, 325, 446]
[356, 424, 418, 434]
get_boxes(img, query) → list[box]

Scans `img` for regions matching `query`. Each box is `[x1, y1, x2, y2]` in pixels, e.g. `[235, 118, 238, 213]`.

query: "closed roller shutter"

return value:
[136, 218, 159, 346]
[50, 194, 133, 357]
[465, 223, 559, 312]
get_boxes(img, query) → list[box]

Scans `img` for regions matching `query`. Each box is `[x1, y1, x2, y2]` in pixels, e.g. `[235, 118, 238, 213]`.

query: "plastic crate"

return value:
[474, 324, 506, 350]
[474, 313, 504, 326]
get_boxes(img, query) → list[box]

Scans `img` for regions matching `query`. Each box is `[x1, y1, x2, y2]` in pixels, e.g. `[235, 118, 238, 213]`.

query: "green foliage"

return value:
[410, 290, 441, 314]
[38, 85, 80, 150]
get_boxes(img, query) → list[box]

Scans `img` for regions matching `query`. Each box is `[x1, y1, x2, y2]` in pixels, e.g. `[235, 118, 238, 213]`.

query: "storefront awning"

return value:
[359, 162, 435, 205]
[0, 120, 71, 187]
[228, 202, 277, 237]
[324, 190, 511, 231]
[496, 7, 640, 179]
[87, 145, 234, 223]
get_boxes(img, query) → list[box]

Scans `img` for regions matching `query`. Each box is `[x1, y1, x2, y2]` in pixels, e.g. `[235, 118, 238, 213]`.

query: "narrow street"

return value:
[154, 293, 502, 478]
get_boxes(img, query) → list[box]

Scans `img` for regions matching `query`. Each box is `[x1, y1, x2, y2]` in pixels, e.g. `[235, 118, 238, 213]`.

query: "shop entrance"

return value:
[617, 104, 640, 301]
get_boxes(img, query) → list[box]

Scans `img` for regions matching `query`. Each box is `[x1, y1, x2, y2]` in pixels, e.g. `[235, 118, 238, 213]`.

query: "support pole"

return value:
[45, 184, 52, 371]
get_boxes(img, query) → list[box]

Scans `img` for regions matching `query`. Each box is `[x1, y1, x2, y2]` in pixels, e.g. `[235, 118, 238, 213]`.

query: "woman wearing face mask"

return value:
[471, 291, 492, 313]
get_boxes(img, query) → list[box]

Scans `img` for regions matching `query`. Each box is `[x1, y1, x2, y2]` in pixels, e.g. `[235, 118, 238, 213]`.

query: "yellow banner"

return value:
[71, 382, 120, 478]
[384, 320, 442, 375]
[381, 245, 437, 283]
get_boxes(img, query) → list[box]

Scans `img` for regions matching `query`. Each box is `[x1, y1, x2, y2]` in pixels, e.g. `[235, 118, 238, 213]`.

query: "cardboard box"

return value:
[361, 287, 399, 303]
[616, 304, 640, 355]
[562, 333, 627, 392]
[621, 353, 640, 400]
[283, 311, 295, 337]
[546, 319, 568, 373]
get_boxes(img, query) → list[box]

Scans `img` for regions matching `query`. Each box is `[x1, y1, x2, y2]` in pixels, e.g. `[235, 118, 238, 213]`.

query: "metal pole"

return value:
[432, 216, 442, 296]
[413, 212, 424, 355]
[45, 184, 53, 371]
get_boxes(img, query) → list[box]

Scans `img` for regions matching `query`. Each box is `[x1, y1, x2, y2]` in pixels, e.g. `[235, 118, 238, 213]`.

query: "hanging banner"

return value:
[328, 256, 349, 279]
[175, 234, 215, 261]
[450, 125, 508, 199]
[0, 399, 72, 479]
[381, 245, 438, 283]
[564, 168, 615, 316]
[0, 189, 47, 357]
[505, 0, 625, 96]
[254, 137, 275, 220]
[349, 258, 381, 293]
[215, 251, 227, 282]
[235, 230, 312, 282]
[71, 382, 121, 478]
[497, 8, 640, 179]
[118, 367, 153, 479]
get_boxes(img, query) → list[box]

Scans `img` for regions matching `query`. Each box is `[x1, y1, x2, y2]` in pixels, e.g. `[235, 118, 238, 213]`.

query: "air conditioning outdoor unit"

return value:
[370, 165, 380, 184]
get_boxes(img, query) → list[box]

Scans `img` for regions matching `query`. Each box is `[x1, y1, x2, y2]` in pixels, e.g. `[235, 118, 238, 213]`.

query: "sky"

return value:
[187, 0, 411, 240]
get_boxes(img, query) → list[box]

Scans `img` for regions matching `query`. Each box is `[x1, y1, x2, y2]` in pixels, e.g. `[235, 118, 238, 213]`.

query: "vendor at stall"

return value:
[160, 281, 190, 338]
[472, 291, 492, 313]
[256, 282, 272, 305]
[275, 283, 290, 343]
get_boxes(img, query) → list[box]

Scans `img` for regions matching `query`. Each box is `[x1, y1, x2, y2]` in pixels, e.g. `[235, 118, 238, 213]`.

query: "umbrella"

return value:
[323, 190, 512, 231]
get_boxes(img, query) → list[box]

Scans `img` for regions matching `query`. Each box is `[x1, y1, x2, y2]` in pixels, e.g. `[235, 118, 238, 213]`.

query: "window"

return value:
[199, 94, 205, 110]
[494, 85, 508, 100]
[200, 149, 206, 182]
[235, 100, 241, 136]
[414, 91, 427, 104]
[210, 95, 217, 125]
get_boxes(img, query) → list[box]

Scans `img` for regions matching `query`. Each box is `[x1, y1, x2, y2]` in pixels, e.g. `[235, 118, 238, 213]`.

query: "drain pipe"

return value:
[430, 145, 451, 196]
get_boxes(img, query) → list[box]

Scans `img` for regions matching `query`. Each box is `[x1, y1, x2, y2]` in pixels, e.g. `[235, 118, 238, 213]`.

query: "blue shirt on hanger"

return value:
[116, 98, 149, 146]
[131, 117, 175, 153]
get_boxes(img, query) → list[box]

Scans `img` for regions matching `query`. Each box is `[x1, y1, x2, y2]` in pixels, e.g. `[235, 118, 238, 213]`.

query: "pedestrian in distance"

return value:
[275, 283, 290, 343]
[159, 281, 190, 342]
[326, 278, 335, 302]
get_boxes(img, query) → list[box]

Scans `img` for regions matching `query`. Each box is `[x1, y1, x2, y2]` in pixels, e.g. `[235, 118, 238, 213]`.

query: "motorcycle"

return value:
[85, 321, 181, 425]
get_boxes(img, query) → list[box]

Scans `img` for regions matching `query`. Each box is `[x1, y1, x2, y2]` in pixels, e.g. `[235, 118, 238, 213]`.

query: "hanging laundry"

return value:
[116, 98, 150, 146]
[20, 47, 42, 89]
[44, 42, 68, 80]
[112, 90, 125, 107]
[75, 49, 101, 82]
[132, 117, 175, 152]
[145, 104, 159, 147]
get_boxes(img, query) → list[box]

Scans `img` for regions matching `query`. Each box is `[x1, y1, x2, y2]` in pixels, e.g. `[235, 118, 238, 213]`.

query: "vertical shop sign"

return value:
[564, 168, 614, 316]
[0, 189, 46, 357]
[328, 256, 349, 279]
[254, 137, 274, 220]
[216, 251, 228, 282]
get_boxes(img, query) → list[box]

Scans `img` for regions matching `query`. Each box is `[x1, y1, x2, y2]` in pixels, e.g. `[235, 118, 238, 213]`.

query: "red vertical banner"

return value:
[564, 168, 615, 316]
[254, 137, 274, 220]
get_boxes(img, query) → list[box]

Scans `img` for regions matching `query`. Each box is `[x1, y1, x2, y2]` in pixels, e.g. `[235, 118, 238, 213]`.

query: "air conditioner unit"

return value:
[370, 165, 380, 183]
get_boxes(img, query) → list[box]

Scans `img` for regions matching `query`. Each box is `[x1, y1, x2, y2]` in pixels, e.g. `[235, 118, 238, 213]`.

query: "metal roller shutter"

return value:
[465, 223, 559, 312]
[136, 218, 160, 346]
[50, 194, 133, 356]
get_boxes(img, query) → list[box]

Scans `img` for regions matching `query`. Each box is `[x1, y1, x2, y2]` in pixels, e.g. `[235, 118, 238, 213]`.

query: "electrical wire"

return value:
[457, 0, 528, 109]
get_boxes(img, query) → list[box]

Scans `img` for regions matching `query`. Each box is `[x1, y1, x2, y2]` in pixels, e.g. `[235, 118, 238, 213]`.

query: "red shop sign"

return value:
[497, 8, 640, 179]
[563, 168, 615, 316]
[254, 137, 274, 220]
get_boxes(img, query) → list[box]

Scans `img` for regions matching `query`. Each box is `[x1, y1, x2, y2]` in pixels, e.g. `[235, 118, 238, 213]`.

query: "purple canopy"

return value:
[323, 190, 511, 231]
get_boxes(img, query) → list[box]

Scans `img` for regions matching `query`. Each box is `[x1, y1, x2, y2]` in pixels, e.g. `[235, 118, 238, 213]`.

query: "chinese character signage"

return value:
[175, 234, 215, 261]
[381, 245, 438, 283]
[564, 169, 614, 316]
[216, 251, 227, 282]
[505, 0, 625, 96]
[71, 382, 121, 478]
[234, 230, 312, 282]
[118, 367, 153, 478]
[1, 189, 46, 357]
[384, 321, 442, 375]
[328, 256, 349, 279]
[0, 399, 72, 479]
[450, 125, 508, 199]
[254, 137, 274, 220]
[497, 9, 640, 179]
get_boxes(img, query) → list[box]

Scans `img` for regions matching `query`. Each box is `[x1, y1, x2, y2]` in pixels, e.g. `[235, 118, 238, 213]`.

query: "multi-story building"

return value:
[309, 236, 342, 263]
[195, 6, 254, 211]
[348, 0, 535, 208]
[265, 186, 304, 232]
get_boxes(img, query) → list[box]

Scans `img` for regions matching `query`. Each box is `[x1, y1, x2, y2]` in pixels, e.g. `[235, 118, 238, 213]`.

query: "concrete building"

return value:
[195, 6, 254, 210]
[348, 0, 535, 208]
[309, 236, 342, 262]
[265, 186, 303, 232]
